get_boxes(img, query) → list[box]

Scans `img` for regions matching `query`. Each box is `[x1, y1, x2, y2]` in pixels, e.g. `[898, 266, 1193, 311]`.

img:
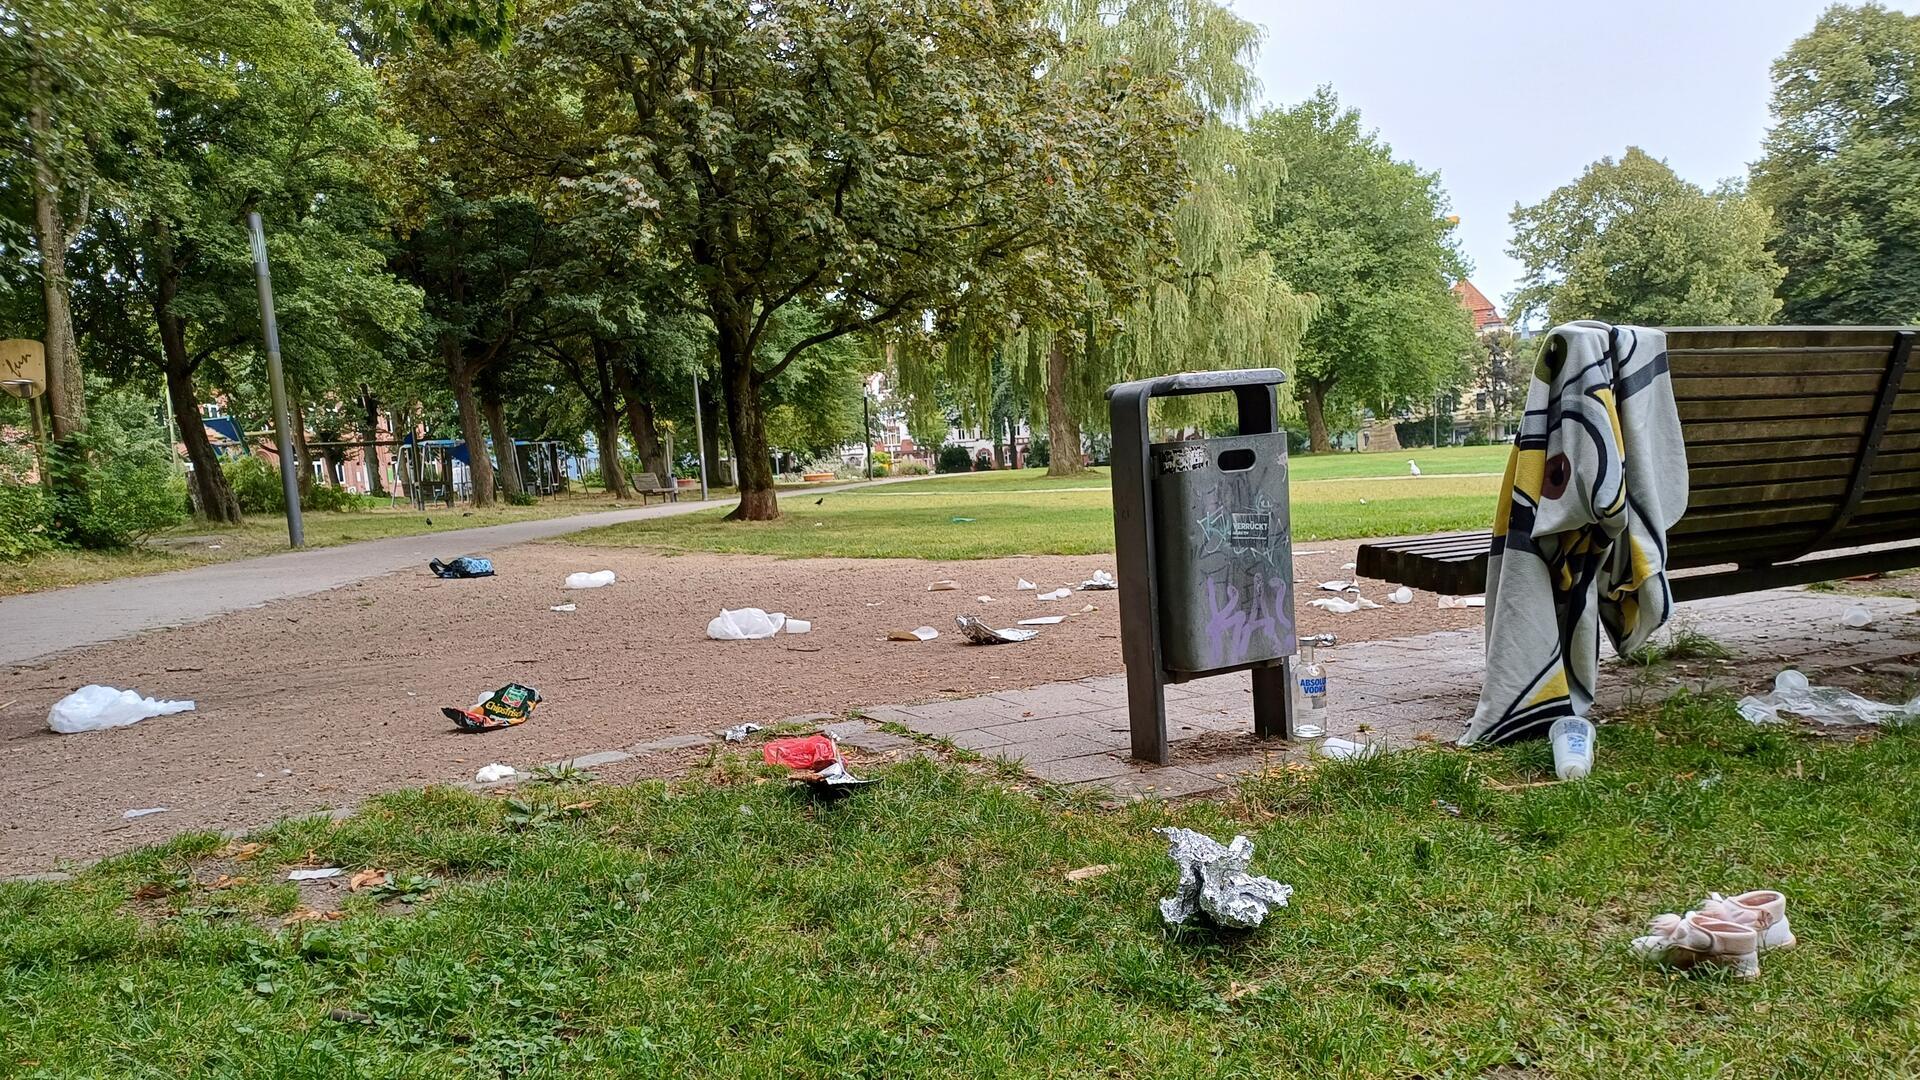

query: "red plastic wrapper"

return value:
[762, 734, 840, 771]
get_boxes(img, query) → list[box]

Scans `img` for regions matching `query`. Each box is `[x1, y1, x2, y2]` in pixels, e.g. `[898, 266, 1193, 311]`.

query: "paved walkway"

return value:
[0, 481, 896, 666]
[846, 589, 1920, 799]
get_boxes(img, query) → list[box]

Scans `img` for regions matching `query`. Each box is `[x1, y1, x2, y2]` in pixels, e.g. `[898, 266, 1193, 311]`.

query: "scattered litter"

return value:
[955, 615, 1040, 644]
[208, 543, 222, 550]
[889, 626, 940, 641]
[1016, 578, 1037, 591]
[1018, 615, 1067, 626]
[785, 619, 812, 634]
[1319, 737, 1379, 761]
[762, 735, 876, 790]
[1308, 597, 1380, 614]
[977, 596, 996, 604]
[1550, 716, 1596, 780]
[723, 722, 765, 742]
[1386, 587, 1413, 604]
[1841, 606, 1873, 628]
[1697, 773, 1722, 791]
[549, 603, 577, 612]
[1737, 669, 1919, 727]
[48, 685, 195, 735]
[1293, 723, 1324, 738]
[707, 608, 788, 640]
[1075, 603, 1098, 615]
[1078, 570, 1118, 591]
[808, 759, 876, 789]
[1065, 864, 1115, 883]
[1408, 460, 1422, 476]
[1154, 827, 1293, 930]
[442, 683, 541, 732]
[288, 868, 344, 882]
[951, 516, 976, 523]
[1438, 595, 1486, 608]
[122, 807, 169, 820]
[1342, 561, 1357, 570]
[1037, 588, 1072, 601]
[474, 763, 517, 783]
[1433, 799, 1462, 817]
[564, 570, 617, 589]
[430, 556, 494, 579]
[927, 580, 959, 591]
[1292, 549, 1328, 556]
[1317, 580, 1358, 592]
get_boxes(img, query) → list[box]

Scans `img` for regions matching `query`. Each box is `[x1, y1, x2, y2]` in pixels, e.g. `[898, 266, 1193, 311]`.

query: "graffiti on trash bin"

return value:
[1202, 574, 1297, 663]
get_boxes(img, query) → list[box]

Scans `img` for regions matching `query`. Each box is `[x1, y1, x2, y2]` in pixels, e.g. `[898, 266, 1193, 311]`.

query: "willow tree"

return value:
[903, 0, 1313, 476]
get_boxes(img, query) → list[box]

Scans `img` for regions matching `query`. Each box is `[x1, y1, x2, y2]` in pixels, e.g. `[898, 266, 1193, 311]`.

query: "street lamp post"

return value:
[247, 211, 304, 547]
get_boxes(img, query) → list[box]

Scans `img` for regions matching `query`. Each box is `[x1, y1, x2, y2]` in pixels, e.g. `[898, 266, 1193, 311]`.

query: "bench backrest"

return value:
[1666, 326, 1918, 570]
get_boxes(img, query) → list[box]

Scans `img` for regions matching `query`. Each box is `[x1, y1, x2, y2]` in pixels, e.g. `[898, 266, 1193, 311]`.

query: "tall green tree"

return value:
[528, 0, 1191, 519]
[1752, 3, 1920, 324]
[1249, 88, 1472, 452]
[1509, 147, 1785, 330]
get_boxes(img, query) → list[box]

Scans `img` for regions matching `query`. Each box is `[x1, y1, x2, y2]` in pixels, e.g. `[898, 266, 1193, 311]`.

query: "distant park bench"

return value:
[633, 472, 679, 505]
[1358, 326, 1920, 601]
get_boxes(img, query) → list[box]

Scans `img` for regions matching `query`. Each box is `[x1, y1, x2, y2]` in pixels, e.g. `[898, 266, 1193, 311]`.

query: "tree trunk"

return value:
[159, 317, 242, 524]
[715, 313, 778, 520]
[445, 339, 495, 507]
[288, 385, 314, 498]
[482, 391, 523, 498]
[1044, 336, 1086, 477]
[359, 389, 386, 496]
[597, 406, 631, 499]
[699, 377, 725, 487]
[1303, 381, 1333, 453]
[621, 386, 668, 484]
[26, 63, 85, 439]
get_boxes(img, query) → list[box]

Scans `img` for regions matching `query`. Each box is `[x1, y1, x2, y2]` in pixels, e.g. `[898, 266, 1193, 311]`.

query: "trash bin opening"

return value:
[1215, 447, 1257, 472]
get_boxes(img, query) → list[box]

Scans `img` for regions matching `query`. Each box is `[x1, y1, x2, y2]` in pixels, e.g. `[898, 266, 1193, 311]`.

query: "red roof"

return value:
[1452, 280, 1502, 330]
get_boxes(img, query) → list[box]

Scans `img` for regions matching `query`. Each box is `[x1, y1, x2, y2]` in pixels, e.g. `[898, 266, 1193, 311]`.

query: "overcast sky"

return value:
[1232, 0, 1919, 316]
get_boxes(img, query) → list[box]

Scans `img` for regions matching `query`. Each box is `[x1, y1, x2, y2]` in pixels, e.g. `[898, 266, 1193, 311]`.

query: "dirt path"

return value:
[0, 542, 1475, 875]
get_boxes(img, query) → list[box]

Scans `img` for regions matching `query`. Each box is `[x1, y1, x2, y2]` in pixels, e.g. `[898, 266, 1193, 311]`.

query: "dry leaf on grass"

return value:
[1225, 981, 1263, 1002]
[1064, 864, 1115, 883]
[561, 800, 599, 812]
[348, 869, 389, 892]
[223, 842, 265, 861]
[132, 883, 173, 901]
[282, 908, 345, 927]
[208, 874, 243, 890]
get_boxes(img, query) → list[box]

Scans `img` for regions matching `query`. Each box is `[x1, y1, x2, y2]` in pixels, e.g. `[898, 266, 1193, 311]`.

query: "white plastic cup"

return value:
[1774, 669, 1809, 695]
[1549, 717, 1596, 781]
[1842, 606, 1872, 628]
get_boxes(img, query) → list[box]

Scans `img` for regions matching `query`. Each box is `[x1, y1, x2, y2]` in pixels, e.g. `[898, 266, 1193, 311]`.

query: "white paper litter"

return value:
[1320, 736, 1380, 761]
[564, 570, 617, 589]
[1078, 570, 1117, 590]
[48, 685, 196, 734]
[474, 763, 517, 784]
[1438, 595, 1486, 609]
[1309, 597, 1381, 614]
[927, 580, 959, 591]
[707, 608, 788, 640]
[289, 867, 344, 882]
[122, 807, 170, 820]
[1154, 827, 1293, 930]
[1386, 586, 1413, 605]
[977, 596, 996, 604]
[1317, 580, 1358, 592]
[955, 615, 1039, 644]
[1017, 615, 1067, 626]
[549, 603, 577, 612]
[1342, 561, 1357, 570]
[1737, 669, 1920, 728]
[1842, 606, 1874, 628]
[1292, 549, 1328, 556]
[723, 722, 764, 742]
[1037, 588, 1072, 601]
[889, 626, 939, 641]
[1015, 578, 1037, 591]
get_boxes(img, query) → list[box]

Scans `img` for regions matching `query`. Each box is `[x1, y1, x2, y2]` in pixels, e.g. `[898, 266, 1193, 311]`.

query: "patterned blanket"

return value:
[1461, 322, 1688, 746]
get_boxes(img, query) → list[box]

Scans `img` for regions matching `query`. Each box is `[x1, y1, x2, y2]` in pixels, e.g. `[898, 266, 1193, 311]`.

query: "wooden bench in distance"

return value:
[1357, 326, 1920, 601]
[632, 472, 679, 505]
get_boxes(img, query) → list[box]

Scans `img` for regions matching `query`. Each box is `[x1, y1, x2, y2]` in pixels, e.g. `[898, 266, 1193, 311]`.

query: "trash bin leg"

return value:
[1251, 658, 1294, 741]
[1124, 667, 1169, 765]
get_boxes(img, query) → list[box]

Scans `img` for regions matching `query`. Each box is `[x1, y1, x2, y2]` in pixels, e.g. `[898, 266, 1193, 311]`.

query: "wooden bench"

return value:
[632, 472, 679, 505]
[1358, 326, 1920, 601]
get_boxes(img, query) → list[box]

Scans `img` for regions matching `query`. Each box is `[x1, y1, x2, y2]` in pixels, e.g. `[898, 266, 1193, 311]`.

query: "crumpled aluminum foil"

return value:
[1155, 827, 1293, 929]
[954, 615, 1039, 644]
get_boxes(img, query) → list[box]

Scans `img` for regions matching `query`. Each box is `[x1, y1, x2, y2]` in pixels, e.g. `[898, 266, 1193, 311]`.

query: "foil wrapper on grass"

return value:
[1155, 827, 1293, 930]
[954, 615, 1040, 644]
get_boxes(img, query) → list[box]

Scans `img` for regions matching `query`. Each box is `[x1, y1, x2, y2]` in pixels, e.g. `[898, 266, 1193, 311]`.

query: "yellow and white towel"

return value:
[1462, 322, 1687, 746]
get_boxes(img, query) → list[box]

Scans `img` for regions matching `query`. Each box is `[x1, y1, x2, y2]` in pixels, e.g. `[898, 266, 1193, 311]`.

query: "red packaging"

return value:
[761, 735, 840, 771]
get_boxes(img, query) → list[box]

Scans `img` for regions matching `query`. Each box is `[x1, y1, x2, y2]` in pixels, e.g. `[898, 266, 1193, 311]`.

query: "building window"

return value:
[1475, 392, 1488, 412]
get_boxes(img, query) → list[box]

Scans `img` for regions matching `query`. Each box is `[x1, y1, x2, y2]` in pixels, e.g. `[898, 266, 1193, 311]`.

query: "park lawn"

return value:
[5, 694, 1916, 1077]
[0, 494, 636, 597]
[863, 445, 1511, 495]
[566, 475, 1501, 560]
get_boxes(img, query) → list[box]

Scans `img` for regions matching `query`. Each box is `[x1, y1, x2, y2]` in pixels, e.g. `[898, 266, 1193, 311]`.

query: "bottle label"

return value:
[1300, 676, 1326, 696]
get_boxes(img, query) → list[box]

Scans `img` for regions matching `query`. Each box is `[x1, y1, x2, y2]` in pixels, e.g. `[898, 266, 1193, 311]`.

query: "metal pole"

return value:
[691, 371, 710, 501]
[246, 212, 304, 547]
[863, 392, 872, 479]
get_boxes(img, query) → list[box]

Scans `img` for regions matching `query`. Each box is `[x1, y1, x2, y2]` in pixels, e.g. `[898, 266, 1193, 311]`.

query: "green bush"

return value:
[54, 391, 188, 548]
[896, 459, 930, 476]
[936, 444, 973, 474]
[870, 463, 890, 478]
[1026, 436, 1050, 468]
[505, 490, 538, 506]
[225, 456, 285, 514]
[972, 449, 992, 471]
[302, 482, 362, 513]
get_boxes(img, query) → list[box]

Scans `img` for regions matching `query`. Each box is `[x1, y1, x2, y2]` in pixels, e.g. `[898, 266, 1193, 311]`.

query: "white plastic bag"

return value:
[1308, 597, 1380, 614]
[1737, 669, 1920, 727]
[475, 763, 516, 783]
[565, 570, 617, 589]
[707, 608, 788, 640]
[47, 685, 195, 734]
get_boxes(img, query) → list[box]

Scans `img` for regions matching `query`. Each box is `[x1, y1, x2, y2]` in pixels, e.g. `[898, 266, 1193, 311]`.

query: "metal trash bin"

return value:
[1108, 369, 1297, 764]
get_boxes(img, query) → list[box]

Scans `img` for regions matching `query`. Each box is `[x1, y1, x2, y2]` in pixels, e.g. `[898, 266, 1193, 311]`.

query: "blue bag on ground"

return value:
[429, 556, 494, 579]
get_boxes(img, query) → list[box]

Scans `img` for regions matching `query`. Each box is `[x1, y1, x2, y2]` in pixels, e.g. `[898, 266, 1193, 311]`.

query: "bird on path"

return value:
[1408, 460, 1422, 477]
[815, 497, 825, 505]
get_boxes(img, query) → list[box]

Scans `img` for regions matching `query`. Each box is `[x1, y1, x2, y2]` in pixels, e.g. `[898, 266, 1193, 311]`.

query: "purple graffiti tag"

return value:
[1204, 576, 1245, 663]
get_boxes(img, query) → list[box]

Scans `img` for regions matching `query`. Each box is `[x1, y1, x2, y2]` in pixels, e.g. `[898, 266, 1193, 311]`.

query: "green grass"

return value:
[859, 446, 1510, 496]
[1624, 623, 1737, 667]
[569, 474, 1501, 559]
[6, 695, 1918, 1076]
[1, 494, 640, 597]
